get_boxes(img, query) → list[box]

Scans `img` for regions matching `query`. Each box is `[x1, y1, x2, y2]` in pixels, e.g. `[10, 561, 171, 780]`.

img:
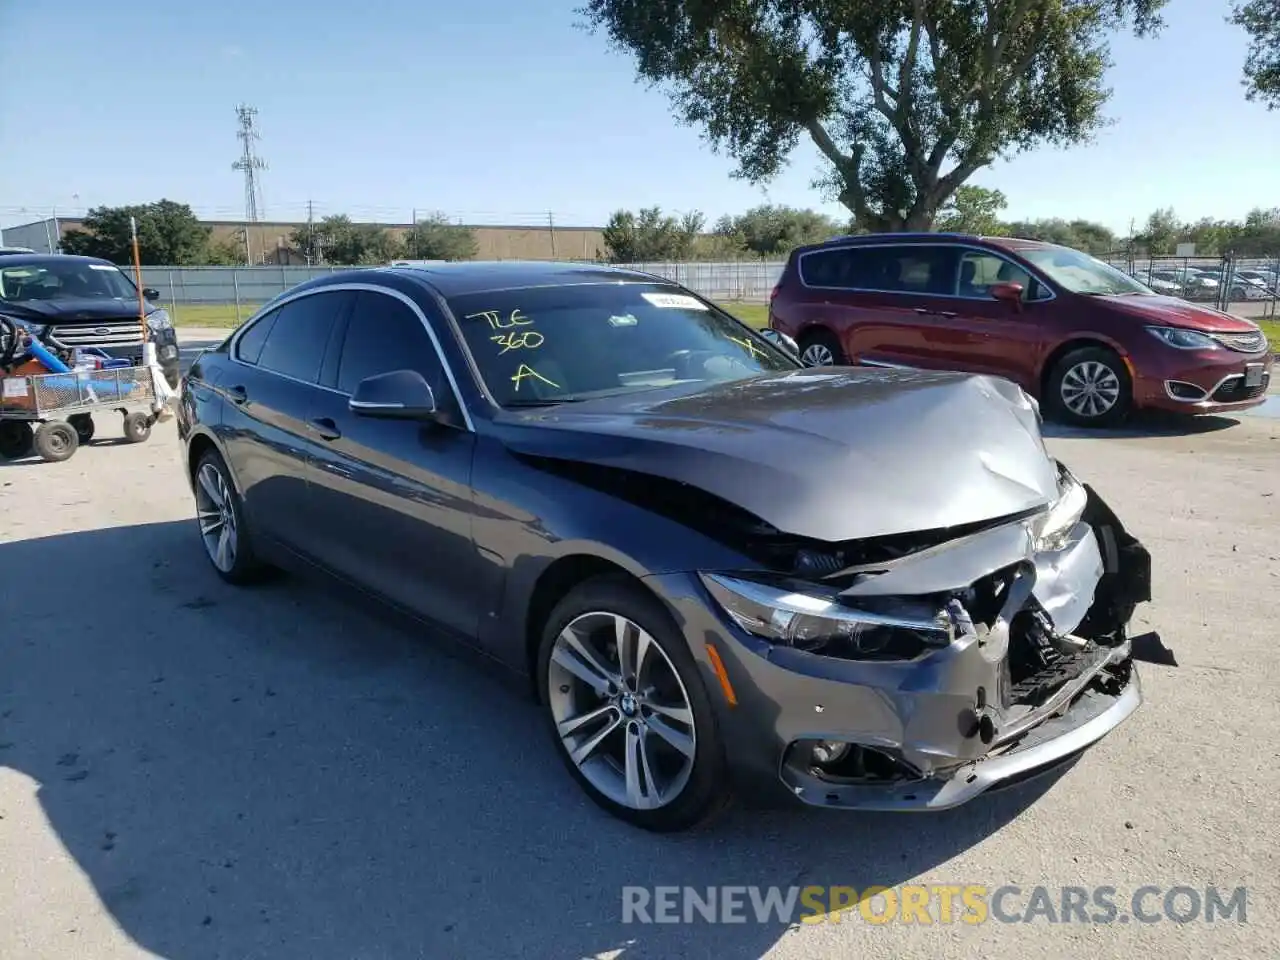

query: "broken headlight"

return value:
[699, 573, 955, 660]
[1031, 466, 1088, 552]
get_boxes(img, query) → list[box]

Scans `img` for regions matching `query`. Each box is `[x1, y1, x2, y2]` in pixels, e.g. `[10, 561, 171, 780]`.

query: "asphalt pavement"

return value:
[0, 331, 1276, 959]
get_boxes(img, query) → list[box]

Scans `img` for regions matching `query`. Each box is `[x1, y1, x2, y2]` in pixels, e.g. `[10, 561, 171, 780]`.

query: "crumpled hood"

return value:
[495, 368, 1060, 542]
[1, 298, 151, 324]
[1096, 294, 1261, 332]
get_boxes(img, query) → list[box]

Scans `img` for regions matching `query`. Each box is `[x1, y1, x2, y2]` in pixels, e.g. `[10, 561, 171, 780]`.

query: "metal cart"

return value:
[0, 365, 160, 462]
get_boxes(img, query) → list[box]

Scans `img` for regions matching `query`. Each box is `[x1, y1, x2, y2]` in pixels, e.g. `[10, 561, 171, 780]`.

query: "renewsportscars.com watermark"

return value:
[621, 884, 1248, 926]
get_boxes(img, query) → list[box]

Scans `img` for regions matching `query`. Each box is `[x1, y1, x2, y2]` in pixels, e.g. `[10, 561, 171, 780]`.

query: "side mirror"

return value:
[142, 287, 161, 300]
[990, 282, 1024, 306]
[758, 328, 800, 356]
[349, 369, 437, 420]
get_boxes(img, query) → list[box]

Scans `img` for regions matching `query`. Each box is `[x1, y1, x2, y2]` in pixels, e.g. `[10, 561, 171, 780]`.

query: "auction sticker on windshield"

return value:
[641, 292, 708, 311]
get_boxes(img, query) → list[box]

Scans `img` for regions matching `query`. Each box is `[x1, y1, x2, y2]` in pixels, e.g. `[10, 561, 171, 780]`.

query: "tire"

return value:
[797, 328, 846, 367]
[192, 448, 273, 584]
[1045, 346, 1132, 428]
[69, 414, 95, 444]
[0, 420, 33, 460]
[122, 411, 152, 443]
[34, 421, 79, 462]
[536, 575, 731, 832]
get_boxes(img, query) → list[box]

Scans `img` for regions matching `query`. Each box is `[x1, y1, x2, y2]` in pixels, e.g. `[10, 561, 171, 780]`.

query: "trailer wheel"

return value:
[69, 414, 95, 443]
[34, 421, 79, 462]
[123, 411, 152, 443]
[0, 420, 34, 459]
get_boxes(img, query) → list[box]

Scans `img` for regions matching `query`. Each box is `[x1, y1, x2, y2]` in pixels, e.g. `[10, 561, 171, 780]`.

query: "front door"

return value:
[945, 249, 1049, 390]
[304, 289, 482, 639]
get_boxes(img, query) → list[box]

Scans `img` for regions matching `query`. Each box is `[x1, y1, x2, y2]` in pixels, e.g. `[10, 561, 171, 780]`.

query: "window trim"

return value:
[229, 282, 475, 432]
[796, 241, 1058, 303]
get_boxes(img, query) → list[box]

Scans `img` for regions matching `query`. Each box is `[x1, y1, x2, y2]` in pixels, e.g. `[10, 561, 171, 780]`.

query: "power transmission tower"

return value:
[232, 104, 267, 260]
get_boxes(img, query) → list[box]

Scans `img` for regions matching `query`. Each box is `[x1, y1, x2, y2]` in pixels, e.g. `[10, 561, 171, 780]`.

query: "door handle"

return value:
[914, 308, 932, 315]
[226, 384, 247, 405]
[308, 417, 342, 441]
[936, 310, 958, 318]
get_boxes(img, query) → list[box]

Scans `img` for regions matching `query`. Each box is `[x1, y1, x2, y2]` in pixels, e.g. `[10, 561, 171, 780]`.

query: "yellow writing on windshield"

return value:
[466, 308, 533, 330]
[511, 364, 560, 391]
[491, 330, 545, 354]
[727, 335, 766, 360]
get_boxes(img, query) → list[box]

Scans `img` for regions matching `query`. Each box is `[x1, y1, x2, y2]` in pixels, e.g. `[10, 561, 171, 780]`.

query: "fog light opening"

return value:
[799, 740, 917, 784]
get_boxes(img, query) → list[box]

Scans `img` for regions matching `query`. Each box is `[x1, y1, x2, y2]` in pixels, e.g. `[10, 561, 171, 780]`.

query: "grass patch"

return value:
[171, 303, 261, 328]
[1257, 316, 1279, 347]
[718, 302, 769, 328]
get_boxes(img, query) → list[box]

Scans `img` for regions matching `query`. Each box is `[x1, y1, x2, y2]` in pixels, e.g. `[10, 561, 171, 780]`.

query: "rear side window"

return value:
[234, 309, 279, 365]
[256, 291, 348, 384]
[336, 291, 445, 395]
[800, 245, 956, 295]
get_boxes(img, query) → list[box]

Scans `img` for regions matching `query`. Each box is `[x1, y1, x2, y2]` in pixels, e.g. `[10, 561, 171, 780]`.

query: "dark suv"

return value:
[769, 234, 1272, 426]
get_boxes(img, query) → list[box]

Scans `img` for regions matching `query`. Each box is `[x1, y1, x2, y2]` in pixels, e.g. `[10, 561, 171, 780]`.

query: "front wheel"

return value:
[1045, 346, 1132, 427]
[34, 421, 79, 462]
[797, 329, 846, 367]
[537, 576, 731, 832]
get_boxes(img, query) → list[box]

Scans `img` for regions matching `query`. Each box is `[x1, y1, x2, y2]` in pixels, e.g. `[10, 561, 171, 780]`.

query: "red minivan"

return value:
[769, 234, 1273, 425]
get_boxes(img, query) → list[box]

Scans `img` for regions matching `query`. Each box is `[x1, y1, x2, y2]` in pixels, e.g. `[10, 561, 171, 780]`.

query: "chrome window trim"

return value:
[228, 282, 475, 432]
[796, 241, 1059, 303]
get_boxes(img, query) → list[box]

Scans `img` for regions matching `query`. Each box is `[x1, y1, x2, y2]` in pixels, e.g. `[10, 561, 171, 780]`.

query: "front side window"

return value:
[956, 251, 1047, 301]
[447, 284, 795, 407]
[0, 261, 137, 302]
[1020, 246, 1151, 296]
[336, 291, 444, 395]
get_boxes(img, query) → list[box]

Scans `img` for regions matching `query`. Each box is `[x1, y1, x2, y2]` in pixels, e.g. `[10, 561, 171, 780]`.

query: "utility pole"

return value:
[232, 104, 268, 264]
[548, 211, 557, 259]
[411, 207, 418, 258]
[307, 199, 316, 264]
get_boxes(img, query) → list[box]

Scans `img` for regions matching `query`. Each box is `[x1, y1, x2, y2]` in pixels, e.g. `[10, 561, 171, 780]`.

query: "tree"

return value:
[1231, 1, 1280, 107]
[583, 0, 1166, 231]
[203, 237, 246, 266]
[403, 213, 479, 261]
[601, 206, 702, 261]
[714, 204, 840, 256]
[1136, 207, 1181, 255]
[289, 215, 408, 265]
[61, 200, 212, 264]
[1002, 217, 1114, 254]
[934, 186, 1008, 235]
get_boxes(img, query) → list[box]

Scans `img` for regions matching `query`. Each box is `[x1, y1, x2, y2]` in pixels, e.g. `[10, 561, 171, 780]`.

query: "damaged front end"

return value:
[699, 463, 1151, 811]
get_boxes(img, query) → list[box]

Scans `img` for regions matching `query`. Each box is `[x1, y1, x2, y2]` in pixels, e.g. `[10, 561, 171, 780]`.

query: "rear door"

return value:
[304, 288, 483, 638]
[219, 290, 352, 548]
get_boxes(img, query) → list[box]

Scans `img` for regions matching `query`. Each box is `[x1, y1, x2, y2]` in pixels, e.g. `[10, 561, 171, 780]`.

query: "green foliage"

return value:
[403, 213, 479, 261]
[1232, 0, 1280, 108]
[934, 186, 1009, 236]
[1131, 206, 1280, 257]
[602, 206, 702, 261]
[204, 238, 246, 266]
[582, 0, 1166, 231]
[1003, 217, 1115, 254]
[713, 204, 840, 256]
[289, 215, 417, 265]
[60, 200, 213, 265]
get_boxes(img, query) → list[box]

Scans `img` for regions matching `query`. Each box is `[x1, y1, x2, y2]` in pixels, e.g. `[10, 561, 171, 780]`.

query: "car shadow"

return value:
[0, 521, 1064, 960]
[1041, 411, 1242, 440]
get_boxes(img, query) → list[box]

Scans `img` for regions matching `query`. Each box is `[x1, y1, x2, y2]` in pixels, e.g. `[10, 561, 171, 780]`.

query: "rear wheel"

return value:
[797, 328, 846, 367]
[122, 411, 152, 443]
[536, 576, 731, 832]
[1045, 346, 1132, 427]
[69, 414, 95, 444]
[193, 449, 272, 584]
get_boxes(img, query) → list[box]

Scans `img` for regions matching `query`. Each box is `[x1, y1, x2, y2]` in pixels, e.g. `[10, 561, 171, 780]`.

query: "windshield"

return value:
[0, 260, 138, 303]
[1019, 247, 1152, 296]
[448, 283, 796, 407]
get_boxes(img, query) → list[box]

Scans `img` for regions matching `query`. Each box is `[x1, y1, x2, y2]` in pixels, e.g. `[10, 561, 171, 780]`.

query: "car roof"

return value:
[795, 232, 1058, 256]
[377, 260, 671, 297]
[0, 253, 117, 267]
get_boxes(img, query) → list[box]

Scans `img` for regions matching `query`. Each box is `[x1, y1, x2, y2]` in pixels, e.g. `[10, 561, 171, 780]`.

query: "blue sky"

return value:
[0, 0, 1275, 235]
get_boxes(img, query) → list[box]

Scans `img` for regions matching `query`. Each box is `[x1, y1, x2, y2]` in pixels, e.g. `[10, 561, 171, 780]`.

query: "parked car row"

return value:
[768, 233, 1272, 426]
[178, 260, 1153, 831]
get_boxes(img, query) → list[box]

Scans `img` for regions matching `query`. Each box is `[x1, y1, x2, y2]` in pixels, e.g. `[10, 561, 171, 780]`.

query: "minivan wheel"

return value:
[193, 449, 273, 584]
[536, 576, 731, 832]
[798, 329, 845, 367]
[1046, 346, 1132, 427]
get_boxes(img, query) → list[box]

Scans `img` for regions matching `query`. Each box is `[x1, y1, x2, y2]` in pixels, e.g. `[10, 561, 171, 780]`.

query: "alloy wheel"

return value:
[547, 611, 697, 811]
[195, 462, 239, 573]
[801, 343, 835, 366]
[1059, 360, 1121, 418]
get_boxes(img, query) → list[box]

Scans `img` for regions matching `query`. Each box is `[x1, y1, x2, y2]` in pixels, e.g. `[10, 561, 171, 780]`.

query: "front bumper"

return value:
[1136, 348, 1272, 414]
[645, 487, 1150, 812]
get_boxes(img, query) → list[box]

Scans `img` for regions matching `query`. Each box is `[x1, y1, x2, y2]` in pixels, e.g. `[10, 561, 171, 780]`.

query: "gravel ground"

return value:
[1, 337, 1277, 959]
